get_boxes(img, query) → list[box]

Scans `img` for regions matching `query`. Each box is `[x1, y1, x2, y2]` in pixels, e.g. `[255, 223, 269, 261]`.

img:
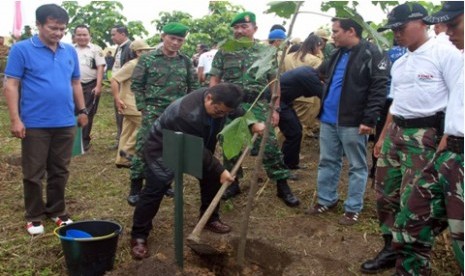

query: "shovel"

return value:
[187, 133, 258, 255]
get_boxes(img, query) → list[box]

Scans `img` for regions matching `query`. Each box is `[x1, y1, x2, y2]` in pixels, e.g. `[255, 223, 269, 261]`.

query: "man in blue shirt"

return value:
[307, 18, 388, 225]
[4, 4, 87, 235]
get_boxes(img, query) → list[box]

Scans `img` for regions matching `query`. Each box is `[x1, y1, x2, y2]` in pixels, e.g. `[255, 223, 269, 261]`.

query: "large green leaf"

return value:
[265, 1, 301, 19]
[248, 46, 277, 80]
[219, 37, 254, 52]
[219, 112, 257, 160]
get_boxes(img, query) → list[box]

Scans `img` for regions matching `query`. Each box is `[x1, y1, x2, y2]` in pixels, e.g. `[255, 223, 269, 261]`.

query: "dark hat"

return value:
[230, 11, 256, 27]
[162, 22, 189, 37]
[378, 3, 428, 32]
[268, 29, 287, 40]
[423, 1, 464, 24]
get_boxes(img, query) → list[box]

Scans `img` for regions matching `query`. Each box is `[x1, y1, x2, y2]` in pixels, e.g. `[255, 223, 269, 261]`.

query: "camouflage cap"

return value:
[230, 11, 256, 27]
[162, 22, 189, 37]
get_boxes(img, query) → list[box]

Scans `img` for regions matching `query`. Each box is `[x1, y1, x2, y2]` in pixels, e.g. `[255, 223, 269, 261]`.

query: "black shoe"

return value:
[119, 150, 134, 162]
[127, 194, 139, 206]
[221, 181, 241, 200]
[287, 164, 307, 170]
[276, 180, 300, 207]
[360, 234, 397, 273]
[165, 188, 174, 198]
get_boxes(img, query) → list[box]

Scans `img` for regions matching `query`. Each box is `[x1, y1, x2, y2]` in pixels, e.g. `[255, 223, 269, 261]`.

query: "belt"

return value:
[447, 136, 464, 154]
[393, 113, 443, 129]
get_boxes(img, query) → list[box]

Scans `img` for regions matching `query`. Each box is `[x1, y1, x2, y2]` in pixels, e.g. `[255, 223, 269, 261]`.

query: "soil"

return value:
[0, 90, 457, 275]
[105, 138, 456, 276]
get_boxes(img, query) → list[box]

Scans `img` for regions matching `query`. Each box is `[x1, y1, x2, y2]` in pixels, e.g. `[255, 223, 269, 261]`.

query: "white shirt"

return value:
[444, 52, 464, 137]
[390, 38, 463, 119]
[113, 39, 130, 74]
[75, 43, 105, 83]
[435, 32, 454, 47]
[197, 49, 218, 75]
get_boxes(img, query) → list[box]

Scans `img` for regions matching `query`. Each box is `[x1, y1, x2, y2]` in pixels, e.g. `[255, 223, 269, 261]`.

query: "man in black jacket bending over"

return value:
[129, 83, 264, 259]
[278, 66, 323, 170]
[307, 17, 388, 226]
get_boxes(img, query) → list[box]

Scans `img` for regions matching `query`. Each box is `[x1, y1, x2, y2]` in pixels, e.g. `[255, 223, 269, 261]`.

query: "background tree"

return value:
[148, 1, 245, 57]
[62, 1, 147, 49]
[320, 1, 442, 50]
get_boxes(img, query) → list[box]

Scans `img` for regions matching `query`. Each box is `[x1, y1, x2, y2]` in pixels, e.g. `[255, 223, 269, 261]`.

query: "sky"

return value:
[1, 0, 439, 44]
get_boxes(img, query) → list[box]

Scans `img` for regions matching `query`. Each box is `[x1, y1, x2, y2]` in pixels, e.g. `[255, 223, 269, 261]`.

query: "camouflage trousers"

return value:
[375, 124, 439, 235]
[223, 101, 290, 181]
[392, 148, 464, 275]
[130, 108, 159, 181]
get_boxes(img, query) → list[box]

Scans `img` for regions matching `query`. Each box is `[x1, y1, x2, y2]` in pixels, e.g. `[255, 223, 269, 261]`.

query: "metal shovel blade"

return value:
[186, 236, 223, 255]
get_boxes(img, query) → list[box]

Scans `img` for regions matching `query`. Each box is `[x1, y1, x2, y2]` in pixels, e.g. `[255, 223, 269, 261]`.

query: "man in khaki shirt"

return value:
[74, 25, 105, 151]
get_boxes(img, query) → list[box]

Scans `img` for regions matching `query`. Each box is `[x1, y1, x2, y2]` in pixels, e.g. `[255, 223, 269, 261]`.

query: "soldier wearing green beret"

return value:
[128, 22, 199, 206]
[209, 11, 300, 207]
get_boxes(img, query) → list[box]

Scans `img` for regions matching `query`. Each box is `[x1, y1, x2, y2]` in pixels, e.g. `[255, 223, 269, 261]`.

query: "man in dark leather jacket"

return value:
[307, 17, 388, 226]
[129, 83, 264, 260]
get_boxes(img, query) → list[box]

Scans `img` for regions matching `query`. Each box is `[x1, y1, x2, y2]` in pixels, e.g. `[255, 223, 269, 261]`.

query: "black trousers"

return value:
[131, 157, 222, 240]
[279, 103, 303, 168]
[81, 80, 100, 148]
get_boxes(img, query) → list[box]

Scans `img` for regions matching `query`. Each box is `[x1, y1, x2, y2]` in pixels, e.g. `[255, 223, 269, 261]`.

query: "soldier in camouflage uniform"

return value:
[209, 11, 299, 207]
[129, 22, 198, 206]
[360, 3, 463, 274]
[391, 2, 464, 275]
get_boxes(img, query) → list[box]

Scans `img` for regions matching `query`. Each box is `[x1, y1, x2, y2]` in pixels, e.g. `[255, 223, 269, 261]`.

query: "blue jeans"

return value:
[316, 123, 368, 213]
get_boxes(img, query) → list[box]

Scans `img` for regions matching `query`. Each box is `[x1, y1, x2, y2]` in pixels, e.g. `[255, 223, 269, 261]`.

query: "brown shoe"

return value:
[205, 220, 231, 234]
[338, 212, 359, 225]
[130, 238, 149, 259]
[305, 202, 338, 215]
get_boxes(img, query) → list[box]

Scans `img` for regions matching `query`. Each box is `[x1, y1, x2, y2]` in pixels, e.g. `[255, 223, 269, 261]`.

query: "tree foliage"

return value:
[62, 1, 147, 49]
[147, 1, 245, 57]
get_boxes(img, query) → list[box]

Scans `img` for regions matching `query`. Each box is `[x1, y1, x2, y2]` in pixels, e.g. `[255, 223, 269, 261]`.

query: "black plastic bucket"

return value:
[54, 220, 122, 276]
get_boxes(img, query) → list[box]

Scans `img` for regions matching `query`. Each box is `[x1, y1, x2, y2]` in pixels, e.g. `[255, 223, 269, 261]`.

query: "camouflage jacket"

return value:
[131, 47, 199, 116]
[209, 42, 277, 101]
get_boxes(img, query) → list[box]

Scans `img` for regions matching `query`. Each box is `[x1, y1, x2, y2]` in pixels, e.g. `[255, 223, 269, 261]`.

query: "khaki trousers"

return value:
[115, 115, 141, 166]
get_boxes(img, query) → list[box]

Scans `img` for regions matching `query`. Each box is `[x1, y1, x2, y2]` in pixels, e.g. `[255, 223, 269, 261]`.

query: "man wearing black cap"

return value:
[209, 11, 300, 207]
[361, 2, 463, 273]
[390, 2, 464, 275]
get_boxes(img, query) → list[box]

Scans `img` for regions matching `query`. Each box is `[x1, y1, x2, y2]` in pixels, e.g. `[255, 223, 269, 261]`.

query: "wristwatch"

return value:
[78, 108, 89, 116]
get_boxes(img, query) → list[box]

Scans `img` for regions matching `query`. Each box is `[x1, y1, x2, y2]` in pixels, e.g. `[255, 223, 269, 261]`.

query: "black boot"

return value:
[360, 234, 397, 273]
[276, 180, 300, 207]
[221, 180, 241, 200]
[127, 178, 143, 206]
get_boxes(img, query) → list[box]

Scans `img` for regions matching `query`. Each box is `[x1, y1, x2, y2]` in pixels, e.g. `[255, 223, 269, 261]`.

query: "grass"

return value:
[0, 86, 460, 275]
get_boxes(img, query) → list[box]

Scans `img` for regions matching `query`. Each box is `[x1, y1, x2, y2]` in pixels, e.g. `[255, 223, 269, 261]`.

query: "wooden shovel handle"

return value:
[189, 133, 258, 240]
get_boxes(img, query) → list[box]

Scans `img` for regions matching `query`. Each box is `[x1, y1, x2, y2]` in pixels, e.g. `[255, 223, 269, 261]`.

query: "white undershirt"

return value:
[390, 38, 463, 119]
[444, 52, 464, 137]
